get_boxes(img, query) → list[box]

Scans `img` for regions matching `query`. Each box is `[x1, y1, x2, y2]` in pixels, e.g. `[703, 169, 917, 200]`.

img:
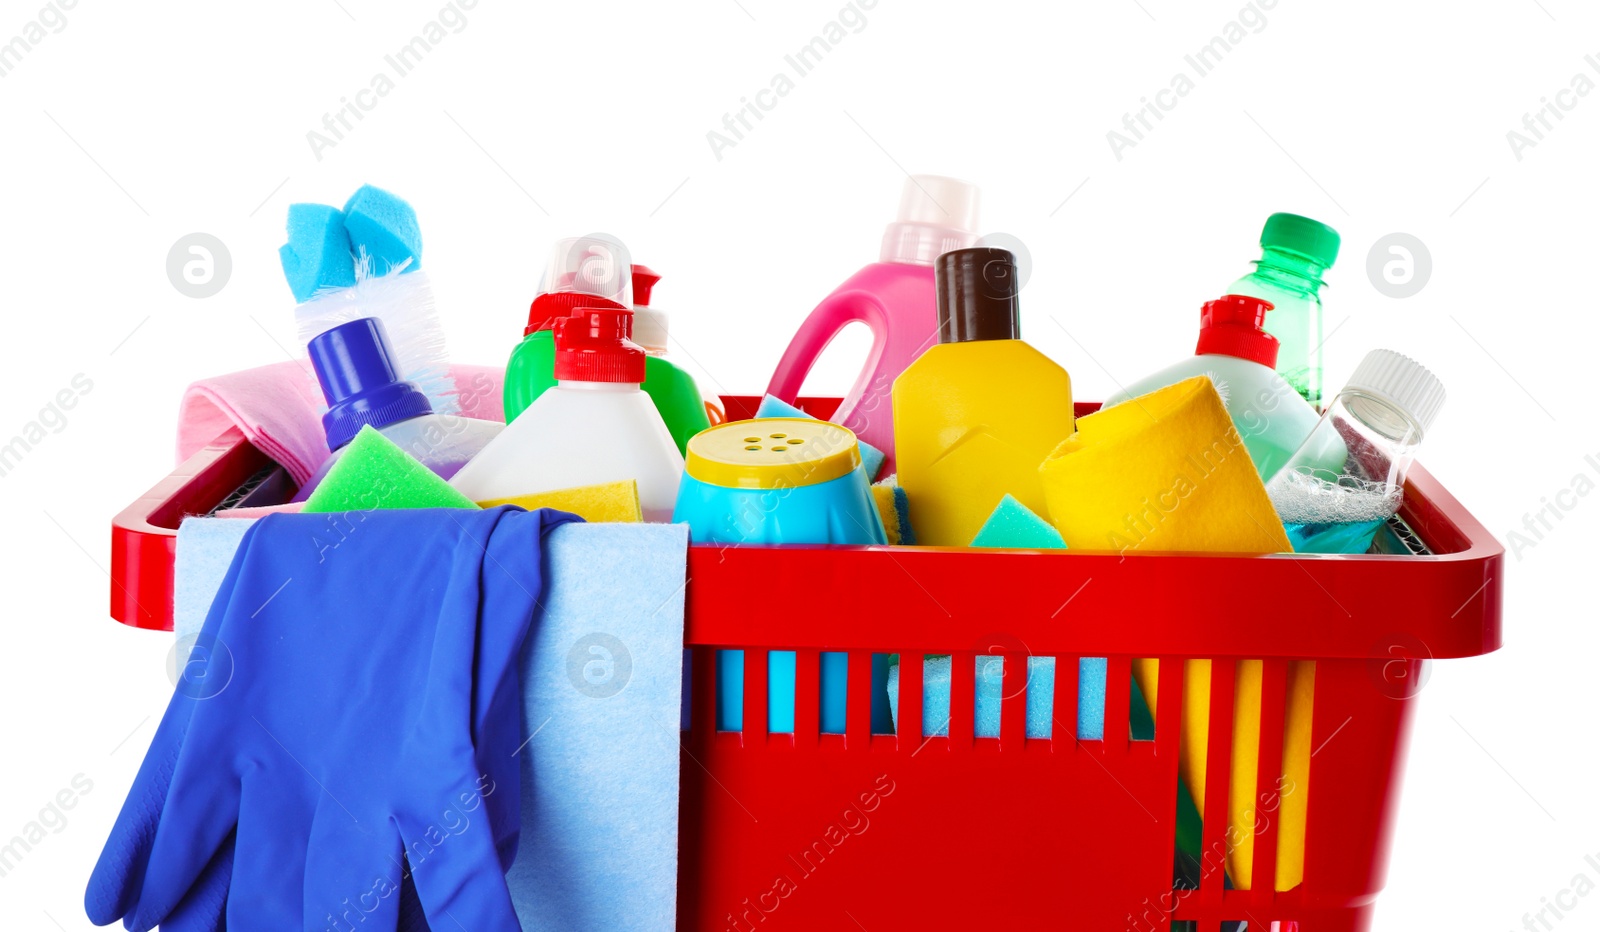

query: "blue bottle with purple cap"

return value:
[292, 317, 503, 502]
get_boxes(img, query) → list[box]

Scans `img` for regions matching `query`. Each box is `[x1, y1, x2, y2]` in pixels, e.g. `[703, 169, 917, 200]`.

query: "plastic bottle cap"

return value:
[630, 264, 670, 354]
[1260, 213, 1341, 268]
[553, 308, 647, 383]
[685, 418, 861, 490]
[880, 175, 981, 265]
[1195, 294, 1279, 368]
[524, 234, 634, 335]
[1342, 349, 1446, 438]
[935, 247, 1021, 343]
[308, 317, 433, 450]
[631, 265, 661, 306]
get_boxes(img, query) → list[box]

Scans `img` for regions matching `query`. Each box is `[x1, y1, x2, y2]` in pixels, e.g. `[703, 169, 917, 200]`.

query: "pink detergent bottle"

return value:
[765, 175, 980, 474]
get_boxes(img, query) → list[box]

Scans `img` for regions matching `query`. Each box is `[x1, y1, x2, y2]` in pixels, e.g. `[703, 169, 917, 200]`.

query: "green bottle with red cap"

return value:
[503, 235, 710, 453]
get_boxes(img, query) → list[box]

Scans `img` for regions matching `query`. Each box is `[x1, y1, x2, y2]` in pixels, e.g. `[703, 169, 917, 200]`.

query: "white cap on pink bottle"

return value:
[879, 175, 981, 265]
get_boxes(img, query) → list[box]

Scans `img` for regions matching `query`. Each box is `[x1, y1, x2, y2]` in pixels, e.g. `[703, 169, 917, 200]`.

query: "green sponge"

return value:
[970, 494, 1066, 549]
[302, 426, 478, 513]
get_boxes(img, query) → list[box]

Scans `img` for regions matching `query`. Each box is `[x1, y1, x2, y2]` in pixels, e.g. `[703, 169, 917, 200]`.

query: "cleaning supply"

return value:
[454, 308, 685, 522]
[286, 185, 459, 413]
[1226, 212, 1341, 406]
[672, 418, 888, 735]
[502, 235, 632, 422]
[87, 507, 579, 930]
[505, 258, 712, 453]
[502, 522, 689, 930]
[342, 183, 423, 276]
[1102, 294, 1321, 480]
[629, 266, 713, 454]
[302, 425, 479, 513]
[167, 521, 692, 931]
[292, 318, 502, 501]
[176, 361, 506, 486]
[887, 654, 1064, 738]
[766, 175, 981, 474]
[1038, 376, 1290, 891]
[1267, 348, 1445, 554]
[172, 516, 256, 638]
[962, 494, 1113, 741]
[893, 247, 1075, 547]
[1039, 376, 1292, 554]
[870, 477, 914, 545]
[478, 480, 643, 523]
[755, 393, 886, 481]
[673, 418, 885, 546]
[970, 493, 1066, 549]
[278, 203, 356, 302]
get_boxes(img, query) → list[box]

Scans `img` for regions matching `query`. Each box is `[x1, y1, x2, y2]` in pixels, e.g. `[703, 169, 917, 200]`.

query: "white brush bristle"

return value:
[296, 263, 459, 415]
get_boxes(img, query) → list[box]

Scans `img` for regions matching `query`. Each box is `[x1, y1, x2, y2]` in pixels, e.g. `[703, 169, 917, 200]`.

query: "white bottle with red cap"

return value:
[451, 307, 684, 520]
[1102, 294, 1321, 480]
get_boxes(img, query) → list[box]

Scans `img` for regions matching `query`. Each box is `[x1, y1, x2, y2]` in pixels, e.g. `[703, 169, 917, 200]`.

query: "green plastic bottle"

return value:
[504, 259, 710, 454]
[1225, 213, 1340, 408]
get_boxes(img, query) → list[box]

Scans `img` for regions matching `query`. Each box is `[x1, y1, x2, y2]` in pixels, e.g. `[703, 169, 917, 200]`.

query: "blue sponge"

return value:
[280, 204, 356, 302]
[755, 394, 885, 481]
[342, 184, 422, 275]
[971, 494, 1067, 549]
[885, 655, 1109, 740]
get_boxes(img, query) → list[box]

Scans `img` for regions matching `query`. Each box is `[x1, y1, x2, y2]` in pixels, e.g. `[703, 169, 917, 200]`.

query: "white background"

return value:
[1, 0, 1595, 929]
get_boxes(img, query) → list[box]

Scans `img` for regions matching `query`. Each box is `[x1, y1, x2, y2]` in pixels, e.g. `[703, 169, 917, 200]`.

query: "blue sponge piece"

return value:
[342, 184, 422, 275]
[886, 655, 1109, 740]
[755, 394, 885, 480]
[280, 204, 356, 302]
[971, 494, 1067, 549]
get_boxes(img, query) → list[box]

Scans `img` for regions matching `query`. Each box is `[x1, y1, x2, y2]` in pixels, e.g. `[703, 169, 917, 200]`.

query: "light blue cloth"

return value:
[173, 517, 255, 638]
[886, 655, 1109, 739]
[503, 522, 686, 932]
[173, 517, 688, 932]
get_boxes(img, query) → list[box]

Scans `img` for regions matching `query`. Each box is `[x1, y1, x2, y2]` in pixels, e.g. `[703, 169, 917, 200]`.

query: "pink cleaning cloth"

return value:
[177, 361, 506, 484]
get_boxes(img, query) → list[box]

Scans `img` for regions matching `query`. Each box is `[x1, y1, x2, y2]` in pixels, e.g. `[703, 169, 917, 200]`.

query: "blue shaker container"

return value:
[673, 418, 888, 735]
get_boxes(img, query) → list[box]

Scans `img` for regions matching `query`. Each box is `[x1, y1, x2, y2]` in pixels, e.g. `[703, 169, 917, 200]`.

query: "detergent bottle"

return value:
[1226, 213, 1341, 407]
[765, 175, 980, 475]
[627, 265, 713, 455]
[893, 247, 1075, 547]
[503, 234, 632, 423]
[1103, 295, 1320, 480]
[504, 238, 712, 453]
[453, 308, 684, 521]
[292, 317, 502, 502]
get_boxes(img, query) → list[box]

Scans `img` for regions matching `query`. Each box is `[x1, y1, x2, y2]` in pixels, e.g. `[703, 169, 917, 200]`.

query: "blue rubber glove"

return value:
[86, 506, 577, 930]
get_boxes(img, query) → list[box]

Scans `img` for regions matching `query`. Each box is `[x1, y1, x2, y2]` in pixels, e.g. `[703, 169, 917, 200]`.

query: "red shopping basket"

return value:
[109, 396, 1503, 931]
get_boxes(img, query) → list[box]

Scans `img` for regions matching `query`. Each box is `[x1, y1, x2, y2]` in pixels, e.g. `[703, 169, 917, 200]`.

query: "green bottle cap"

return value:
[1260, 212, 1340, 268]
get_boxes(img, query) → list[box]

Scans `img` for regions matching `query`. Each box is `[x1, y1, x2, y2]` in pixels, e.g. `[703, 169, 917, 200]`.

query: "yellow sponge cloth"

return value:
[1039, 376, 1292, 554]
[1041, 377, 1296, 890]
[477, 480, 641, 523]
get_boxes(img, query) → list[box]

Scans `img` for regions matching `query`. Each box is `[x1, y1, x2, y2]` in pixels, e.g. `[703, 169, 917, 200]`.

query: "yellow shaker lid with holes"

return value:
[684, 418, 862, 490]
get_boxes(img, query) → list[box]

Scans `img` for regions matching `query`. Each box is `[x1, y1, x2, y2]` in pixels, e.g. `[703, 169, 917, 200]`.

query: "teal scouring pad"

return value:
[971, 494, 1066, 549]
[755, 393, 886, 481]
[280, 203, 356, 303]
[342, 184, 422, 276]
[302, 426, 478, 513]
